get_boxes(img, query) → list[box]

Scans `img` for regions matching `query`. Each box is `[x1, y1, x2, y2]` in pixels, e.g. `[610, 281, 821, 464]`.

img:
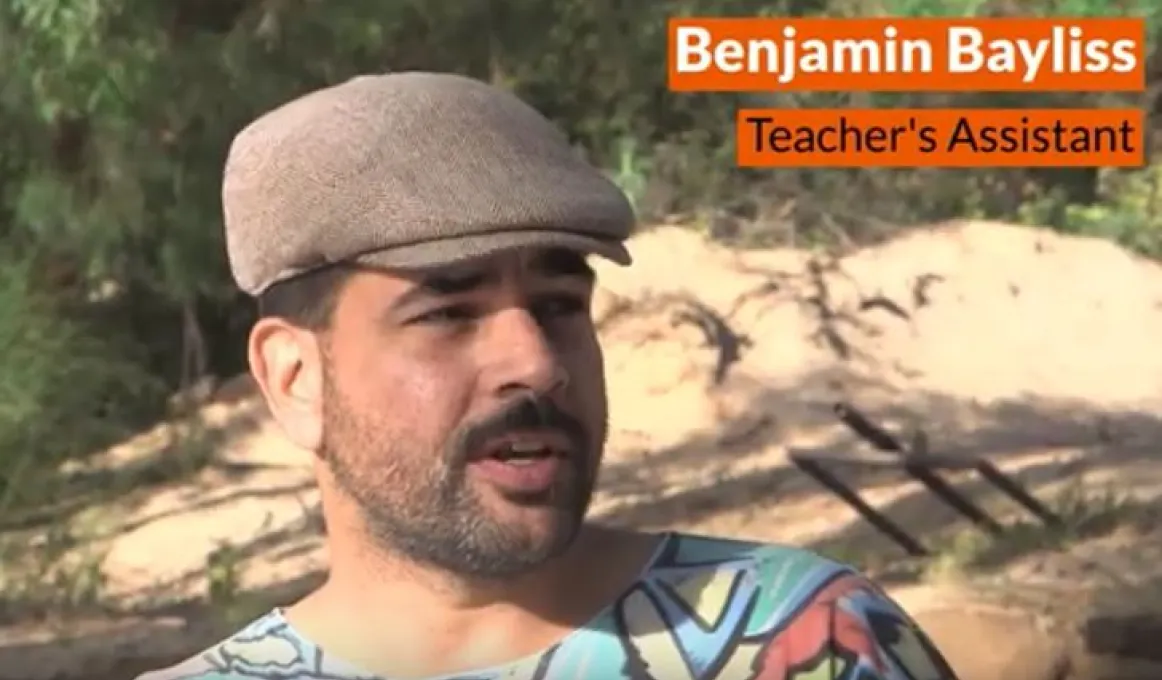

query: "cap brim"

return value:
[352, 229, 632, 272]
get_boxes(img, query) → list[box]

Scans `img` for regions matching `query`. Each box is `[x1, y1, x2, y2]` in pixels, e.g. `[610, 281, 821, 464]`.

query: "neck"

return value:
[285, 498, 662, 677]
[329, 520, 620, 614]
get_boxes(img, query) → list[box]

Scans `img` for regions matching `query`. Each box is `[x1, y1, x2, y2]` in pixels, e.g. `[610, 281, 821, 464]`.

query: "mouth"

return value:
[474, 429, 573, 466]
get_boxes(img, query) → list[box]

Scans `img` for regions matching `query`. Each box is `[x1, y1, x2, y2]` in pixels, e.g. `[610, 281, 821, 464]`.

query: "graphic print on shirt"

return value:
[538, 534, 954, 680]
[141, 534, 958, 680]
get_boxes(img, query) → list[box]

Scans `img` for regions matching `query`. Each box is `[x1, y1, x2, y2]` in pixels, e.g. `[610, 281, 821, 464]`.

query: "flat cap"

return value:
[222, 71, 636, 295]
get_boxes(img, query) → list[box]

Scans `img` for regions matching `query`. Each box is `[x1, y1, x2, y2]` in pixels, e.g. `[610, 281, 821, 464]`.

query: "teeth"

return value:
[509, 440, 547, 453]
[493, 441, 550, 462]
[487, 436, 557, 462]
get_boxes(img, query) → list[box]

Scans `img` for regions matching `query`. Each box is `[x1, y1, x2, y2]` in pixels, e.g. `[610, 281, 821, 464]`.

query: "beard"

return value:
[319, 372, 600, 579]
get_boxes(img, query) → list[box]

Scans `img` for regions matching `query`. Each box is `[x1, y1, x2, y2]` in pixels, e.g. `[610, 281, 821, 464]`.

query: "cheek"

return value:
[559, 326, 607, 415]
[337, 343, 476, 443]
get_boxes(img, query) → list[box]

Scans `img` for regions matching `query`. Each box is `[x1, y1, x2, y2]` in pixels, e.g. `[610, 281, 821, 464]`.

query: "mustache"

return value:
[449, 394, 588, 464]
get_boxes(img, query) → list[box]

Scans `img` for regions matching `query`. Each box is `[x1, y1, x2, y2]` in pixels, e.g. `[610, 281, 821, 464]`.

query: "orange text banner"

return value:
[735, 108, 1143, 167]
[669, 18, 1145, 91]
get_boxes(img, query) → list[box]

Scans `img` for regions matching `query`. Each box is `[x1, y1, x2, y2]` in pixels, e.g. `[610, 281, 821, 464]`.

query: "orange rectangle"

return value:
[735, 108, 1143, 167]
[670, 18, 1145, 91]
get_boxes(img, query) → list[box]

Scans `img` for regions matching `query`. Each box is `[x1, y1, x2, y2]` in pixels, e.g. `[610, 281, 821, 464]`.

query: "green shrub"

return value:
[0, 254, 159, 510]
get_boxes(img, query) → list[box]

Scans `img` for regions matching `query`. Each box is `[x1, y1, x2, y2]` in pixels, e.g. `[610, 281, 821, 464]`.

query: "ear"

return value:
[248, 317, 325, 452]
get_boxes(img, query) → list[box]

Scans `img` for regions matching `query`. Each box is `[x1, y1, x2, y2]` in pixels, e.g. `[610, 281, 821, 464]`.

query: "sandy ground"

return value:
[4, 220, 1162, 679]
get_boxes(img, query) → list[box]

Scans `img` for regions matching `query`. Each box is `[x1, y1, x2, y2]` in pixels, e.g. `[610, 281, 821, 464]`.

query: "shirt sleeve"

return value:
[822, 572, 962, 680]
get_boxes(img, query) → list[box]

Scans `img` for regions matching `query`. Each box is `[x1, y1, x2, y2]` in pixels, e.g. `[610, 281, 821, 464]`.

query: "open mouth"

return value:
[467, 429, 577, 492]
[476, 431, 570, 466]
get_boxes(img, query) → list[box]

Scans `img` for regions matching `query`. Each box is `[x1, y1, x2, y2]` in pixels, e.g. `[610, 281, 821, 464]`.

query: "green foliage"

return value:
[0, 255, 160, 510]
[884, 0, 1160, 25]
[1019, 166, 1162, 257]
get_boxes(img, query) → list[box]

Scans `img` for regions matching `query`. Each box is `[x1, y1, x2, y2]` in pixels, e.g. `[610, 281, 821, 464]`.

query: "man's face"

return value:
[318, 247, 607, 577]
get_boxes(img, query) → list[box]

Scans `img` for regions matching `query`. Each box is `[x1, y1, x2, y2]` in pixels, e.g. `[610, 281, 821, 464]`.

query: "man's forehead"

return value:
[336, 247, 597, 313]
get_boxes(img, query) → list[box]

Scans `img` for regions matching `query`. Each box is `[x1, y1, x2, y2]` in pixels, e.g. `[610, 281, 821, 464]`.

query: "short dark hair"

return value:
[255, 265, 353, 330]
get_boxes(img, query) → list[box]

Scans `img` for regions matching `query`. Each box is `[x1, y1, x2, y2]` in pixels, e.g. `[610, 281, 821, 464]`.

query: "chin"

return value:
[489, 503, 585, 556]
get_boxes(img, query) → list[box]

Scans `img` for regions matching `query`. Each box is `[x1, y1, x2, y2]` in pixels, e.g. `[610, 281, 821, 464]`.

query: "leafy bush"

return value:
[0, 255, 159, 509]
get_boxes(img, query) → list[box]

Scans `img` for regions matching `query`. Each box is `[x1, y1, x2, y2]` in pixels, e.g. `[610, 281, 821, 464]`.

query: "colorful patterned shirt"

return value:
[137, 533, 959, 679]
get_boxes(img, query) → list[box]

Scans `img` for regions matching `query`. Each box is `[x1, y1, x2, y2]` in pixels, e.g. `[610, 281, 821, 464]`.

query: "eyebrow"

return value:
[529, 248, 595, 280]
[390, 248, 595, 311]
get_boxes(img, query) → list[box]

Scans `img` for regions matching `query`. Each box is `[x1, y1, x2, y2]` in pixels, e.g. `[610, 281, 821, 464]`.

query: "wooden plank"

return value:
[788, 448, 987, 471]
[790, 456, 929, 557]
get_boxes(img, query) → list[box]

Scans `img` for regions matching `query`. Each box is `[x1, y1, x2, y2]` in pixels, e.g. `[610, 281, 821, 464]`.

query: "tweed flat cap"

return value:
[222, 71, 636, 295]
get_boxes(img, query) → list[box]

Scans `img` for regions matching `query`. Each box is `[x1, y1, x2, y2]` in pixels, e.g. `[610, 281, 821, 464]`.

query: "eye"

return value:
[412, 304, 477, 325]
[531, 293, 587, 321]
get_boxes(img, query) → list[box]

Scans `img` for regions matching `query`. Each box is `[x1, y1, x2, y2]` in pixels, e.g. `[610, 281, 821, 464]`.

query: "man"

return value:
[138, 72, 958, 680]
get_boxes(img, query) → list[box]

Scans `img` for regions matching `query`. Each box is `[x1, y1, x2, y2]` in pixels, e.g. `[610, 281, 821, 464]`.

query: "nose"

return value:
[481, 307, 568, 397]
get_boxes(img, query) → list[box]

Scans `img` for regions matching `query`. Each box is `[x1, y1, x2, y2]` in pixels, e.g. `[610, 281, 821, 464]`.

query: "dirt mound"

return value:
[891, 583, 1070, 680]
[8, 220, 1162, 679]
[598, 219, 1162, 407]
